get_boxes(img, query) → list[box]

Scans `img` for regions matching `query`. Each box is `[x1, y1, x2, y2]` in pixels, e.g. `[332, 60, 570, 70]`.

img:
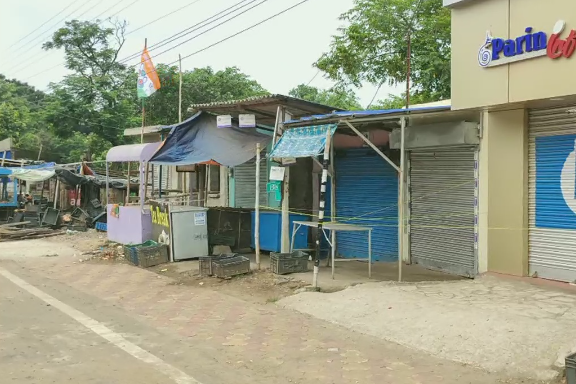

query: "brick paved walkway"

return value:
[10, 258, 509, 384]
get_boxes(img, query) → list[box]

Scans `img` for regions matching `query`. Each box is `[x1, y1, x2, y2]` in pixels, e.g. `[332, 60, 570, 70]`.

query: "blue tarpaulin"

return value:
[149, 112, 271, 167]
[269, 124, 337, 158]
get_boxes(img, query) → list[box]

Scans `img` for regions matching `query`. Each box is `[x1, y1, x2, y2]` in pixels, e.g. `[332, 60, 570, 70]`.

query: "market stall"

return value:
[148, 112, 271, 261]
[105, 142, 161, 245]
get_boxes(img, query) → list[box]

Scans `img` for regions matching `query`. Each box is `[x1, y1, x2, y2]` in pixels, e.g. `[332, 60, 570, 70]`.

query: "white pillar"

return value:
[255, 143, 261, 269]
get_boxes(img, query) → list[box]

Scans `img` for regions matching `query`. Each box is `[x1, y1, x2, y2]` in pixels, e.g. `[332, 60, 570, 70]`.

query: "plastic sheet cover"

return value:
[149, 112, 271, 167]
[269, 124, 337, 158]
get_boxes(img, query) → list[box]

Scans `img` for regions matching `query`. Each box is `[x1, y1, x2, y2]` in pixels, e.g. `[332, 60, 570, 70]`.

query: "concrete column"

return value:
[478, 108, 529, 276]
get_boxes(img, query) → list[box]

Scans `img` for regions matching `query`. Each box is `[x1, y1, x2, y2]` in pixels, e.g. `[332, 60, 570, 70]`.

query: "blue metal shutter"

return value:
[335, 149, 398, 261]
[529, 106, 576, 282]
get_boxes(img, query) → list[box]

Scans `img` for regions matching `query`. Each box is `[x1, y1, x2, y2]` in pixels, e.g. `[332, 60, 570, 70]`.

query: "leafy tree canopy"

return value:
[289, 84, 362, 110]
[315, 0, 451, 102]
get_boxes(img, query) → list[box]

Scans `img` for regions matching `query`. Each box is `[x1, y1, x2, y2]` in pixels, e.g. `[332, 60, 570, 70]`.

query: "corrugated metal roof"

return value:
[123, 125, 166, 137]
[188, 94, 342, 126]
[189, 93, 341, 110]
[284, 105, 452, 127]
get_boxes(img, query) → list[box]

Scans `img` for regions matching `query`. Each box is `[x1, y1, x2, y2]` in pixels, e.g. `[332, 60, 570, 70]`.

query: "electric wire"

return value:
[3, 0, 95, 61]
[19, 0, 313, 131]
[126, 0, 205, 36]
[11, 0, 139, 78]
[118, 0, 259, 64]
[5, 0, 77, 50]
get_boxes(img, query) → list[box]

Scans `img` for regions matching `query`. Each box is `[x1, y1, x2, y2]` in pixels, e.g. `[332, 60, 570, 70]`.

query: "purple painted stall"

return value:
[105, 142, 161, 245]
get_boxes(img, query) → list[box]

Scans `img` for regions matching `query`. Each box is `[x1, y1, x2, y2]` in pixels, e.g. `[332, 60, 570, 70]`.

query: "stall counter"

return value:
[107, 204, 152, 245]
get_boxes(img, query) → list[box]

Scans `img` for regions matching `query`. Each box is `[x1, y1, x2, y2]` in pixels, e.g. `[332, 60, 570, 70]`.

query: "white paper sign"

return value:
[194, 212, 206, 226]
[239, 114, 256, 128]
[217, 115, 232, 128]
[269, 166, 286, 181]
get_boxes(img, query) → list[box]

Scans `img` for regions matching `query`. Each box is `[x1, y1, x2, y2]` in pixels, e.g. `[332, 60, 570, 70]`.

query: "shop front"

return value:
[447, 0, 576, 281]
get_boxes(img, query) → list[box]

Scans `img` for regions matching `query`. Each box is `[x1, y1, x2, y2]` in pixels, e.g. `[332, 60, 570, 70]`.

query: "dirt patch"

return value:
[45, 229, 109, 254]
[150, 262, 310, 304]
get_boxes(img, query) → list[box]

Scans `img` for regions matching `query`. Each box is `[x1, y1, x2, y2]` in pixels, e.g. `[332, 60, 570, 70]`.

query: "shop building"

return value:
[447, 0, 576, 281]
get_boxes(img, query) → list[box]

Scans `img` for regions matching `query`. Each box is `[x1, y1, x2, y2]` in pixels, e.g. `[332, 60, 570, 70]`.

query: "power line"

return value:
[19, 0, 214, 80]
[2, 0, 96, 62]
[126, 0, 205, 36]
[118, 0, 257, 64]
[21, 0, 313, 131]
[306, 69, 321, 86]
[92, 0, 130, 20]
[11, 0, 139, 78]
[5, 0, 77, 50]
[167, 0, 311, 67]
[124, 0, 270, 67]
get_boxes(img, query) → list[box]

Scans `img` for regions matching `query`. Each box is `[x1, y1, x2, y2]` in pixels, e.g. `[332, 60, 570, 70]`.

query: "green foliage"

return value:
[42, 19, 139, 150]
[315, 0, 451, 101]
[369, 92, 440, 110]
[288, 84, 362, 110]
[145, 65, 268, 126]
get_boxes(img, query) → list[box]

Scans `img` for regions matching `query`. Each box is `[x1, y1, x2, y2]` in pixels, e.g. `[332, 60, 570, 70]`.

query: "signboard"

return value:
[217, 115, 232, 128]
[239, 114, 256, 128]
[150, 201, 171, 253]
[267, 181, 282, 202]
[479, 20, 576, 67]
[194, 211, 206, 226]
[269, 166, 285, 181]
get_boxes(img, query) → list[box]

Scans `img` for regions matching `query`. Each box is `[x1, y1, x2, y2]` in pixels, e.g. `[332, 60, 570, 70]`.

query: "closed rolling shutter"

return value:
[335, 149, 398, 261]
[151, 164, 169, 192]
[409, 148, 477, 277]
[234, 155, 268, 209]
[529, 105, 576, 282]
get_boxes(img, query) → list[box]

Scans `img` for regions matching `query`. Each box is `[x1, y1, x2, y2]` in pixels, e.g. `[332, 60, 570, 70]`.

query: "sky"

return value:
[0, 0, 402, 107]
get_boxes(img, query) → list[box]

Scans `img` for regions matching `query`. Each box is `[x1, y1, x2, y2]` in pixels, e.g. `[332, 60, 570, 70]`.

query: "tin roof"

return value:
[284, 105, 452, 127]
[188, 94, 343, 126]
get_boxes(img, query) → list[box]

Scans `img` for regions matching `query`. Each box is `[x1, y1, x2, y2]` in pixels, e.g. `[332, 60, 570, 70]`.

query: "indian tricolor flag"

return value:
[137, 46, 161, 98]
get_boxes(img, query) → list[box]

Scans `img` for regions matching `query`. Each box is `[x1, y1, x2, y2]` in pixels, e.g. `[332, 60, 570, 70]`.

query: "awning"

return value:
[269, 124, 337, 158]
[10, 168, 55, 182]
[6, 162, 57, 182]
[149, 112, 271, 167]
[106, 142, 161, 162]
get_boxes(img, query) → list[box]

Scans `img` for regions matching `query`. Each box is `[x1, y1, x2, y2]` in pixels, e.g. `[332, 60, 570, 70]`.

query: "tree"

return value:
[315, 0, 451, 104]
[42, 19, 140, 157]
[144, 65, 268, 126]
[369, 92, 438, 110]
[289, 84, 362, 110]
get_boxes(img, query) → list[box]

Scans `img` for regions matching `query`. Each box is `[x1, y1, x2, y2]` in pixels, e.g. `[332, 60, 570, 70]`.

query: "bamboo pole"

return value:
[255, 143, 261, 270]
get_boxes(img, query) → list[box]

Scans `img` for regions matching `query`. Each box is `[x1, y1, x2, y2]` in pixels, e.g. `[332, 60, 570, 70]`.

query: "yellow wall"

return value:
[480, 109, 529, 275]
[451, 0, 576, 110]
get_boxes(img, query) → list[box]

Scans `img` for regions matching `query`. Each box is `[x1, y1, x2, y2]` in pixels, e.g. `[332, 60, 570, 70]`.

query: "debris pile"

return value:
[0, 222, 63, 242]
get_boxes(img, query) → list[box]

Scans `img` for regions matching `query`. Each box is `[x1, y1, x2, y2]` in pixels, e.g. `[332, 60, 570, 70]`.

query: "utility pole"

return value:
[406, 31, 411, 109]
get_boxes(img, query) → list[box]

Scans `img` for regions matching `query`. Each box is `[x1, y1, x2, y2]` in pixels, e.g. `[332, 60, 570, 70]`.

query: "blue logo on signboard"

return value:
[535, 134, 576, 230]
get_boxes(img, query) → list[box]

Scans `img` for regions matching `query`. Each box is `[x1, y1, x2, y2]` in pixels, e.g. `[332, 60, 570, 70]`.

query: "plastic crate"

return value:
[95, 222, 107, 232]
[124, 242, 169, 268]
[270, 251, 309, 275]
[212, 255, 250, 278]
[199, 254, 237, 276]
[567, 352, 576, 384]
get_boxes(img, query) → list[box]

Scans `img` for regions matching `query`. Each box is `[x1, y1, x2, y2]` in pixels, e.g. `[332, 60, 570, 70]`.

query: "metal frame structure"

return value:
[281, 106, 459, 282]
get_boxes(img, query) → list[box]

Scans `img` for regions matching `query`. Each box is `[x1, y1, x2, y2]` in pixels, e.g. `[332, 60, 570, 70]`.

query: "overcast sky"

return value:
[0, 0, 402, 107]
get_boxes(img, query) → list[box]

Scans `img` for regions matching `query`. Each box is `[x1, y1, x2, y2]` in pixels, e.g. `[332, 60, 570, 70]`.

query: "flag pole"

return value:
[140, 38, 147, 144]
